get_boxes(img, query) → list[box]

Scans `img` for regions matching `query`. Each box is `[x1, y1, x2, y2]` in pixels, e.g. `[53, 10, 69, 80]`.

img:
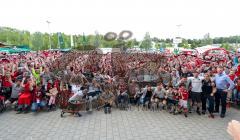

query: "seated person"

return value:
[4, 78, 22, 109]
[100, 87, 115, 114]
[117, 89, 128, 105]
[128, 80, 140, 104]
[116, 79, 129, 108]
[151, 84, 167, 109]
[140, 85, 153, 108]
[133, 86, 142, 105]
[84, 79, 101, 111]
[31, 84, 46, 112]
[165, 86, 178, 113]
[17, 77, 33, 114]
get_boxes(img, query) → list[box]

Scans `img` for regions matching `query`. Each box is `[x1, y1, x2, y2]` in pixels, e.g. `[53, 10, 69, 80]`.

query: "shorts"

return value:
[191, 92, 201, 103]
[167, 98, 178, 105]
[179, 99, 188, 108]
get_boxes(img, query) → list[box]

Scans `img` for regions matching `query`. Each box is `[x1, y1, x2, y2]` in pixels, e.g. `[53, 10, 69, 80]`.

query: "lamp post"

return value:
[46, 20, 52, 50]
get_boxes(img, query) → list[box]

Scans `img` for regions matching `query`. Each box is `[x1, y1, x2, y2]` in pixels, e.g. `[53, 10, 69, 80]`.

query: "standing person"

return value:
[202, 73, 216, 118]
[178, 84, 189, 117]
[187, 70, 204, 115]
[214, 66, 235, 118]
[171, 69, 180, 87]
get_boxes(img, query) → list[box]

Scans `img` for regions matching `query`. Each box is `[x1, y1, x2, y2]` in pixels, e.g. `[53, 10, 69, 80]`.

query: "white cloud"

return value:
[0, 0, 240, 40]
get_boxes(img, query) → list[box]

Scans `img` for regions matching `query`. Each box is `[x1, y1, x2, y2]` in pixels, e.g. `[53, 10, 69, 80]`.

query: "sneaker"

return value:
[202, 111, 206, 115]
[184, 113, 188, 117]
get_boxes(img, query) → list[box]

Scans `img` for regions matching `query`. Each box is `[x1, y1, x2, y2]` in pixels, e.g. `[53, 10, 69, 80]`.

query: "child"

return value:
[31, 84, 46, 112]
[170, 87, 180, 115]
[178, 84, 189, 117]
[46, 84, 58, 111]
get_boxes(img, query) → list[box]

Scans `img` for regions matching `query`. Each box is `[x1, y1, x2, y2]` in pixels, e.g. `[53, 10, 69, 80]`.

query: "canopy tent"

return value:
[96, 48, 121, 54]
[203, 47, 229, 55]
[195, 45, 220, 54]
[0, 45, 31, 53]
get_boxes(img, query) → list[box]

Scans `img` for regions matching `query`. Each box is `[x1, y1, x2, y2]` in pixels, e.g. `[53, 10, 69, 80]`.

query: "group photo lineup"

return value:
[1, 0, 240, 140]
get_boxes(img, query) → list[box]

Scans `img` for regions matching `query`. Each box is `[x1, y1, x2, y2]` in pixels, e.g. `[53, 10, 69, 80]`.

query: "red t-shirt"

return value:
[11, 71, 19, 81]
[2, 76, 12, 87]
[229, 74, 236, 81]
[179, 87, 189, 101]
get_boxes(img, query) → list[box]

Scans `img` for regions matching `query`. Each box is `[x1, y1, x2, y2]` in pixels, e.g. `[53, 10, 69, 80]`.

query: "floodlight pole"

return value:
[46, 20, 52, 50]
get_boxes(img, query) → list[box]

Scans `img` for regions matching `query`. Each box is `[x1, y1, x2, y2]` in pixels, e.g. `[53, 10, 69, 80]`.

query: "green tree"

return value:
[140, 32, 152, 50]
[220, 43, 232, 50]
[31, 32, 43, 50]
[179, 39, 191, 49]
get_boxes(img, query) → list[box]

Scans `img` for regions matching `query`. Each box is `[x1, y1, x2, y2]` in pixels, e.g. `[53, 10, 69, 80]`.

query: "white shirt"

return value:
[188, 76, 204, 93]
[71, 84, 83, 96]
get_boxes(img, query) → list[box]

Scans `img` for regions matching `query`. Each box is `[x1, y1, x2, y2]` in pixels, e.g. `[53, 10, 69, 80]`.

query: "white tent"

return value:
[195, 45, 220, 54]
[96, 48, 121, 54]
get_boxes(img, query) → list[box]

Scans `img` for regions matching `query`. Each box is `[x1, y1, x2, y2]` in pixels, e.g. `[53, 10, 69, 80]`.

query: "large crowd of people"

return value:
[0, 49, 240, 118]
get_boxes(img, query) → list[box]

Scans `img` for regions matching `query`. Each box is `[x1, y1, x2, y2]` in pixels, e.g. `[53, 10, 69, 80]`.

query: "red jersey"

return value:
[11, 71, 18, 81]
[2, 76, 12, 87]
[229, 74, 236, 81]
[178, 87, 189, 101]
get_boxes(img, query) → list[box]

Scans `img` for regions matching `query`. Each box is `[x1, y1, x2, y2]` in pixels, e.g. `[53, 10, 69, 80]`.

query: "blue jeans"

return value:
[215, 89, 227, 115]
[31, 101, 47, 111]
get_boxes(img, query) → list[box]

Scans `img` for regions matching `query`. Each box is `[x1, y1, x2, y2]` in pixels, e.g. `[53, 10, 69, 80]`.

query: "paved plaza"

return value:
[0, 107, 240, 140]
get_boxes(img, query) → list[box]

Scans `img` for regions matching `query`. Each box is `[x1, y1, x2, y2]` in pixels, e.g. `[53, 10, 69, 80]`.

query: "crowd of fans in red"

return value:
[0, 50, 240, 118]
